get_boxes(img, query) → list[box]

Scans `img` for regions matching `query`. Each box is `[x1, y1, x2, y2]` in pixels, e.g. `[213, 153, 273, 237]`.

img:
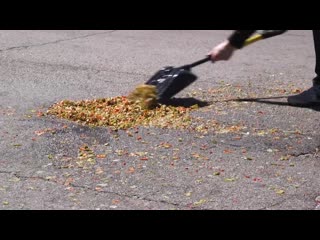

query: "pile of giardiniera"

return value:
[47, 85, 194, 130]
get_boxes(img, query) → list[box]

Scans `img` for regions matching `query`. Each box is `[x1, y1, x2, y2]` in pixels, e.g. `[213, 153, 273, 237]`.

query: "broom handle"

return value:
[184, 30, 287, 69]
[188, 56, 212, 68]
[182, 56, 212, 69]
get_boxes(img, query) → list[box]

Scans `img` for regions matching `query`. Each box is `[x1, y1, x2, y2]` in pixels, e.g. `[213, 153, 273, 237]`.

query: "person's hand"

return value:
[208, 40, 236, 61]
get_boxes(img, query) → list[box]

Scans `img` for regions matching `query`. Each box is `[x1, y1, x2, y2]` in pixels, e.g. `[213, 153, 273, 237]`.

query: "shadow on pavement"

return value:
[160, 97, 210, 108]
[159, 95, 320, 112]
[232, 95, 320, 111]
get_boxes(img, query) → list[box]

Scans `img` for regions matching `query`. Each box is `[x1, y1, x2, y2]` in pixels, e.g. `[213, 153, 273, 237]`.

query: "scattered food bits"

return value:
[47, 96, 193, 130]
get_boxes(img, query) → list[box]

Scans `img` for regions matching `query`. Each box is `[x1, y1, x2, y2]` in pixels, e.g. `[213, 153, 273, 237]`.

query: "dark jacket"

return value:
[228, 30, 287, 49]
[228, 30, 256, 49]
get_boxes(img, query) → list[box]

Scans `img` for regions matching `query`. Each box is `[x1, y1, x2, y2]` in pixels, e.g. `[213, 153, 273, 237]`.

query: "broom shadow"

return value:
[229, 95, 320, 111]
[159, 97, 210, 108]
[160, 95, 320, 111]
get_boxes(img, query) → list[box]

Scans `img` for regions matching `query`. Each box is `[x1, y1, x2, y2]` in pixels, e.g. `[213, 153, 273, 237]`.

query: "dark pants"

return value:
[313, 30, 320, 80]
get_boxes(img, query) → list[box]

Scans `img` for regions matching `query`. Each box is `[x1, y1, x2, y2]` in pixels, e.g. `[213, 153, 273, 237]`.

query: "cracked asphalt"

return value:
[0, 30, 319, 210]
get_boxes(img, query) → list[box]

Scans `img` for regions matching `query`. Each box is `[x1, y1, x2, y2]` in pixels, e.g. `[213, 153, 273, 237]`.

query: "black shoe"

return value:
[287, 84, 320, 107]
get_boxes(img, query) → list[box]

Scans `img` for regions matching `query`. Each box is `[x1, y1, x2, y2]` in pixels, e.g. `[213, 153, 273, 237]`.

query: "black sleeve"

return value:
[228, 30, 256, 49]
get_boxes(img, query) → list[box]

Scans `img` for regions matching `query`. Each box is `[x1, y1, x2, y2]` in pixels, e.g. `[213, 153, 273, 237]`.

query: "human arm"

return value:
[208, 30, 256, 61]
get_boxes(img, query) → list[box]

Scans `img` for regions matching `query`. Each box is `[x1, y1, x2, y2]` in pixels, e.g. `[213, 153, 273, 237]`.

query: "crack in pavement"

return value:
[258, 197, 288, 210]
[70, 183, 189, 209]
[289, 146, 320, 158]
[0, 170, 188, 209]
[0, 171, 54, 182]
[291, 152, 314, 158]
[257, 180, 311, 210]
[0, 30, 117, 53]
[3, 57, 150, 79]
[0, 170, 16, 175]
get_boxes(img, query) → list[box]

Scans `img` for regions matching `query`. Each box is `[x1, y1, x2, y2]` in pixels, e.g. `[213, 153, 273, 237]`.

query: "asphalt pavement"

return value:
[0, 30, 319, 209]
